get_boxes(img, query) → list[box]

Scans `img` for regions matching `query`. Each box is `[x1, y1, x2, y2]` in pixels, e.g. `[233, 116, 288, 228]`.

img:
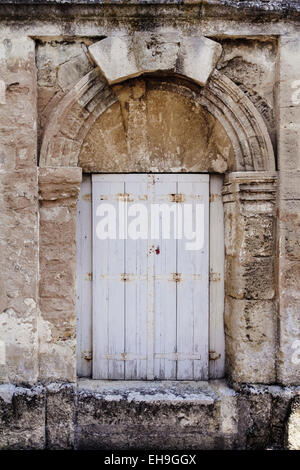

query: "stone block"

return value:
[88, 34, 222, 86]
[134, 32, 180, 73]
[278, 108, 300, 171]
[76, 380, 244, 450]
[278, 37, 300, 171]
[279, 200, 300, 261]
[243, 215, 274, 257]
[46, 383, 75, 449]
[0, 37, 37, 170]
[287, 396, 300, 450]
[178, 36, 222, 86]
[237, 386, 272, 450]
[0, 385, 45, 450]
[0, 169, 39, 384]
[225, 256, 275, 301]
[225, 297, 276, 384]
[279, 37, 300, 96]
[279, 170, 300, 200]
[57, 51, 93, 93]
[278, 294, 300, 386]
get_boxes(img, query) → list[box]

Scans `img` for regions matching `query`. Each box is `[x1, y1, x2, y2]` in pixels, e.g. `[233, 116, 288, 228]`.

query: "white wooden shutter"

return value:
[91, 174, 209, 380]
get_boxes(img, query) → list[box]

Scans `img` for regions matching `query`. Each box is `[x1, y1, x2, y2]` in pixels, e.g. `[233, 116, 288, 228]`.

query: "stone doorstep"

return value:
[0, 378, 233, 406]
[77, 378, 223, 405]
[75, 379, 238, 450]
[1, 380, 300, 449]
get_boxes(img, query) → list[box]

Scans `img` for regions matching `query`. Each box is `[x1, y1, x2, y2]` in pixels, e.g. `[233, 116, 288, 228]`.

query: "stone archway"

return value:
[39, 74, 275, 172]
[39, 34, 275, 172]
[37, 34, 277, 385]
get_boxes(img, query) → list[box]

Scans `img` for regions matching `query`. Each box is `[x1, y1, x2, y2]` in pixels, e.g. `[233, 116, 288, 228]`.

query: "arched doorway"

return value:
[38, 34, 277, 385]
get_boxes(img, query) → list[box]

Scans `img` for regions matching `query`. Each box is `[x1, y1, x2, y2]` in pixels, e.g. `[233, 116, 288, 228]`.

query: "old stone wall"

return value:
[0, 0, 299, 450]
[0, 37, 39, 385]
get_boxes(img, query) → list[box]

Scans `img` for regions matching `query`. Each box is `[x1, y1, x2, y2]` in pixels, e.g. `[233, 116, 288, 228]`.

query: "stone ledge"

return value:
[77, 378, 218, 405]
[76, 379, 237, 450]
[0, 380, 299, 449]
[0, 0, 299, 12]
[0, 1, 299, 22]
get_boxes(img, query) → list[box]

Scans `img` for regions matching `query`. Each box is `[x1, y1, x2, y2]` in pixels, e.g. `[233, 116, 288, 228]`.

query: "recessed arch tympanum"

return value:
[39, 34, 275, 172]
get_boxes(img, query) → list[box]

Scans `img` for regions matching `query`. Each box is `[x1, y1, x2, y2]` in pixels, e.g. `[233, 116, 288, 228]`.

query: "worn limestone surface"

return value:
[46, 382, 75, 449]
[217, 38, 277, 151]
[287, 396, 300, 450]
[223, 173, 277, 384]
[0, 37, 39, 385]
[0, 380, 299, 450]
[0, 384, 45, 449]
[276, 36, 300, 386]
[36, 40, 94, 144]
[38, 167, 82, 383]
[88, 34, 222, 86]
[79, 78, 234, 173]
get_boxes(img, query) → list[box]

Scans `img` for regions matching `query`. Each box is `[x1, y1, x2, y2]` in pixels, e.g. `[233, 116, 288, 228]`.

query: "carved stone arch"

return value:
[39, 34, 275, 171]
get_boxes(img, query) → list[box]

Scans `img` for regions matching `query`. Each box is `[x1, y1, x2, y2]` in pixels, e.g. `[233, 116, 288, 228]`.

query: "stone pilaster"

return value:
[277, 36, 300, 385]
[38, 167, 82, 383]
[223, 172, 277, 384]
[277, 171, 300, 385]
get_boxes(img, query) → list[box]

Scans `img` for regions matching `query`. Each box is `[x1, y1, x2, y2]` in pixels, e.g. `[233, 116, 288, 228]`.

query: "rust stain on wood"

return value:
[118, 193, 133, 202]
[171, 272, 182, 282]
[169, 193, 185, 203]
[209, 350, 221, 361]
[210, 193, 222, 202]
[82, 350, 92, 361]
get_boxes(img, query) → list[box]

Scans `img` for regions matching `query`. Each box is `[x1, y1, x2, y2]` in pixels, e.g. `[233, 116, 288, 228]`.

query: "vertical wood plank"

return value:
[92, 175, 125, 379]
[76, 174, 92, 377]
[177, 175, 209, 380]
[146, 174, 155, 380]
[124, 176, 148, 379]
[209, 174, 225, 379]
[153, 175, 177, 380]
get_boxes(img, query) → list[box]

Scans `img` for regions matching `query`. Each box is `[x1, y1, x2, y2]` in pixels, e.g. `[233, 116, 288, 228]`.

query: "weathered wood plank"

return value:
[92, 176, 125, 379]
[177, 175, 209, 380]
[76, 174, 92, 377]
[209, 174, 225, 379]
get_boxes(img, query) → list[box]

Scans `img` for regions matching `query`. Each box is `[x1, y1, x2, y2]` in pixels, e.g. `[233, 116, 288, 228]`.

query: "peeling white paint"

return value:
[0, 308, 37, 348]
